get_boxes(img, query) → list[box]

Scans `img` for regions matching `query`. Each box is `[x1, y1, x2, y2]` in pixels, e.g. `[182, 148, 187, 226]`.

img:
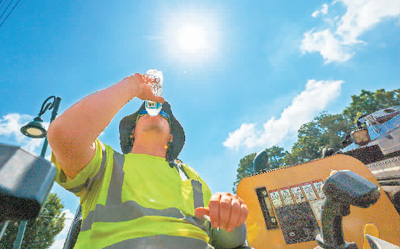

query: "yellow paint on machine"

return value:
[237, 154, 400, 249]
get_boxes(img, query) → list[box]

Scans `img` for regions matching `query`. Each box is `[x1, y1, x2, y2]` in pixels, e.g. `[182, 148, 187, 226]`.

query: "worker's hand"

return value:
[125, 73, 165, 103]
[195, 192, 248, 232]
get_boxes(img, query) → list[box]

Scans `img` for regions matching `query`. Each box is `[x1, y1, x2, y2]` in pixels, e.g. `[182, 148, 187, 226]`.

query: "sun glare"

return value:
[177, 24, 207, 52]
[163, 10, 220, 62]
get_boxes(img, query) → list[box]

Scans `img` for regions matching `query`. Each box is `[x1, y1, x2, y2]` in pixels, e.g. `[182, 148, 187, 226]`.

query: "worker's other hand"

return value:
[125, 73, 165, 103]
[195, 192, 248, 232]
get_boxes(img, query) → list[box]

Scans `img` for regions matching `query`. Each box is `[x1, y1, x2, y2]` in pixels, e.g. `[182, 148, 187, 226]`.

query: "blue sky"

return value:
[0, 0, 399, 247]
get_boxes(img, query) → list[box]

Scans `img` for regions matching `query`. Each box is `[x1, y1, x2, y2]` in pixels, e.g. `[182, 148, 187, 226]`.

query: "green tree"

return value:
[0, 193, 66, 249]
[282, 88, 399, 165]
[343, 89, 399, 123]
[232, 153, 256, 193]
[232, 146, 287, 193]
[282, 112, 353, 165]
[265, 146, 286, 170]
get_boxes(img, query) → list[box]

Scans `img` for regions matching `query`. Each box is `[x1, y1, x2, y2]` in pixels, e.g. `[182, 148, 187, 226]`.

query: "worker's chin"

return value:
[142, 123, 166, 134]
[135, 117, 170, 137]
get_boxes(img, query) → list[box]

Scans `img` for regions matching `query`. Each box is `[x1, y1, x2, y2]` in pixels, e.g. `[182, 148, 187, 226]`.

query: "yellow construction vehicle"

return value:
[237, 106, 400, 248]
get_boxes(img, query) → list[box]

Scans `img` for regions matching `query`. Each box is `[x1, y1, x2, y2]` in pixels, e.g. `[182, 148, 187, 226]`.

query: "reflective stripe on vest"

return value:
[65, 142, 107, 194]
[81, 151, 207, 234]
[103, 235, 214, 249]
[191, 180, 204, 208]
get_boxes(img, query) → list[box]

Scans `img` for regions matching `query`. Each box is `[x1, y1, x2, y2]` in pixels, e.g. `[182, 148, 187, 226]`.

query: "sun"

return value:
[162, 10, 220, 62]
[177, 24, 207, 53]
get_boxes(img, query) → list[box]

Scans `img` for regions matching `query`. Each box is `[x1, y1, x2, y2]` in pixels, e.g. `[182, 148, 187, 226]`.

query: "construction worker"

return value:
[47, 73, 249, 248]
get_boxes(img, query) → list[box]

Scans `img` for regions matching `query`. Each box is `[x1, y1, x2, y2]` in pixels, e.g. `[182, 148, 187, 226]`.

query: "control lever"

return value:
[365, 234, 400, 249]
[316, 170, 380, 249]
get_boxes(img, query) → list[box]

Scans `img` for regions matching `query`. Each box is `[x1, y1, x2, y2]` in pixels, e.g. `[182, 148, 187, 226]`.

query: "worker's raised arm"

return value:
[47, 73, 164, 179]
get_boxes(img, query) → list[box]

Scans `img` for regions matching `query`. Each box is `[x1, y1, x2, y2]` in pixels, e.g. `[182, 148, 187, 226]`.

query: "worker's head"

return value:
[119, 101, 185, 162]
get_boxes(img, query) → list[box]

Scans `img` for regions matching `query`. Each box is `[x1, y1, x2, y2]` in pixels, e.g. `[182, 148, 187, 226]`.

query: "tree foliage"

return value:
[343, 89, 399, 123]
[282, 112, 354, 165]
[0, 193, 66, 249]
[232, 153, 256, 193]
[233, 146, 287, 193]
[265, 146, 286, 170]
[232, 88, 399, 191]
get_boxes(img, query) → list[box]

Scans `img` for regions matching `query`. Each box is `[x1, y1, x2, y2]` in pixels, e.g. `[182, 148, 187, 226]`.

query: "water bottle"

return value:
[144, 69, 163, 116]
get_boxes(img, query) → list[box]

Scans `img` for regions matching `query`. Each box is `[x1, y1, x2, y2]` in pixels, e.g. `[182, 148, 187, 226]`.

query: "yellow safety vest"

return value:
[54, 140, 213, 249]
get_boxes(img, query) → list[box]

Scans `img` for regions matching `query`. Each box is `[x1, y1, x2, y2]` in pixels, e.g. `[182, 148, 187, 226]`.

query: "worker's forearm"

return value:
[47, 77, 138, 178]
[49, 78, 134, 147]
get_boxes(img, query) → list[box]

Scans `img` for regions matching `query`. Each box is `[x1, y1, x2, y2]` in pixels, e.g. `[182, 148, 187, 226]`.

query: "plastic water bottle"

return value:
[144, 69, 163, 116]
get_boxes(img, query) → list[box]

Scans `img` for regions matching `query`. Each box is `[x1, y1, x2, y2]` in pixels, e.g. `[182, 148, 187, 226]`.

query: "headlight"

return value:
[351, 128, 370, 146]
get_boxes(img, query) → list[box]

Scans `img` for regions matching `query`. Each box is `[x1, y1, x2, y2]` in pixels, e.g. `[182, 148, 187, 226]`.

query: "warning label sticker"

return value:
[269, 190, 283, 208]
[312, 180, 325, 199]
[280, 187, 295, 205]
[290, 186, 306, 203]
[301, 183, 318, 201]
[310, 199, 325, 221]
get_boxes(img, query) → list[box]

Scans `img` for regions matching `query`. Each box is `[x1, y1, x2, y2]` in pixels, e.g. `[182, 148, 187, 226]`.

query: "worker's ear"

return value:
[169, 134, 173, 143]
[130, 130, 135, 139]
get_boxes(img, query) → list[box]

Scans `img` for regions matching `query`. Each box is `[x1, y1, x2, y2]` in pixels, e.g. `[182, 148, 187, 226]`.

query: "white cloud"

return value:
[301, 29, 353, 64]
[49, 209, 75, 249]
[0, 113, 32, 142]
[0, 113, 49, 154]
[223, 79, 344, 150]
[301, 0, 399, 63]
[312, 3, 329, 18]
[336, 0, 400, 44]
[223, 123, 258, 150]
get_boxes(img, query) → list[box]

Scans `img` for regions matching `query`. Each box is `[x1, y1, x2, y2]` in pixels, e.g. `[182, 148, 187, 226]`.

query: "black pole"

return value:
[39, 97, 61, 158]
[13, 96, 61, 249]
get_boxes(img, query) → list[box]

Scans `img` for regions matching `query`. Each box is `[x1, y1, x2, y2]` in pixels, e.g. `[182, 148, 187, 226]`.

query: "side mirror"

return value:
[0, 144, 56, 221]
[253, 150, 268, 174]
